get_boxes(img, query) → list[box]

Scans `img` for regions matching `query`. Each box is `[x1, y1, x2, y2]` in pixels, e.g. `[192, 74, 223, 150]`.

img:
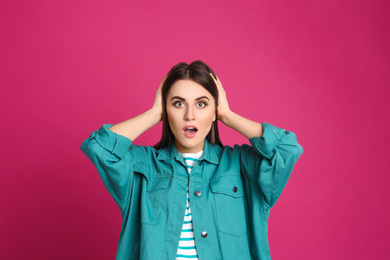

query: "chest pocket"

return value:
[140, 177, 170, 224]
[210, 175, 247, 237]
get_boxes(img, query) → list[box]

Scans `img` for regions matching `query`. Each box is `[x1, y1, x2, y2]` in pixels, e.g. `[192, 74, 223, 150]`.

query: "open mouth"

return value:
[184, 126, 198, 137]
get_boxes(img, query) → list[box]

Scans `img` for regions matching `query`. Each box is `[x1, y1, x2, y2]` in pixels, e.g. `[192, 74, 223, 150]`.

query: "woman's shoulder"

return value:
[220, 142, 253, 152]
[211, 142, 255, 160]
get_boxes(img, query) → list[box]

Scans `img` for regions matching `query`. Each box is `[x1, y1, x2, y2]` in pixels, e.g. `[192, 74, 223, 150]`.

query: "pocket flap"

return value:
[134, 161, 150, 182]
[210, 175, 244, 198]
[147, 178, 170, 192]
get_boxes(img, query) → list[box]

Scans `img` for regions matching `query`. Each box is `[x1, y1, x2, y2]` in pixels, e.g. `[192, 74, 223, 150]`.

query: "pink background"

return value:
[1, 0, 389, 259]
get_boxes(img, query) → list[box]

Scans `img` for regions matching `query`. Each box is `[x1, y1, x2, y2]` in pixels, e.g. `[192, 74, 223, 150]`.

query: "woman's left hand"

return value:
[211, 73, 231, 123]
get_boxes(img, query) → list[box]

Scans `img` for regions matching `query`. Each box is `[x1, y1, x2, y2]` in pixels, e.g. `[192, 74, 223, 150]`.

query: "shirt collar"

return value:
[157, 139, 220, 165]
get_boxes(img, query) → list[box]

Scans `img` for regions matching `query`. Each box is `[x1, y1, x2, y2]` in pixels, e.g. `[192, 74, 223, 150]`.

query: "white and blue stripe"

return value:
[176, 151, 203, 260]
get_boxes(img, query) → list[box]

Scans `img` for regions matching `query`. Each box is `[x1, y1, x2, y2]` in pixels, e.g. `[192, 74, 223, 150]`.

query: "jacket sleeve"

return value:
[80, 124, 146, 212]
[247, 122, 303, 208]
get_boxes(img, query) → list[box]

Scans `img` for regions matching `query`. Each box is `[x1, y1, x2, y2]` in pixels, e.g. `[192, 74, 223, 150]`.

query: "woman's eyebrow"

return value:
[195, 96, 210, 101]
[170, 96, 210, 101]
[170, 96, 185, 101]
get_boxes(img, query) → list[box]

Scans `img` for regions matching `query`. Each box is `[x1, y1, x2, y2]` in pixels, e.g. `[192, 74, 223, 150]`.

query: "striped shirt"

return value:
[176, 150, 203, 260]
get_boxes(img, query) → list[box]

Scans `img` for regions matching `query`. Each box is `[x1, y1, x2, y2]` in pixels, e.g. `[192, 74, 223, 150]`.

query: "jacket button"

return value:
[198, 161, 202, 165]
[195, 190, 201, 197]
[201, 231, 208, 238]
[232, 186, 238, 193]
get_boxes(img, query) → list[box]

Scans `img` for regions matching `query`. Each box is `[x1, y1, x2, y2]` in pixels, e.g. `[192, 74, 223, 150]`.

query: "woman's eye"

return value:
[174, 101, 184, 107]
[197, 102, 206, 108]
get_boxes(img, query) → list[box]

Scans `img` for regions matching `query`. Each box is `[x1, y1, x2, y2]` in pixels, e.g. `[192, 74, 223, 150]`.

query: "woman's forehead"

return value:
[168, 80, 213, 100]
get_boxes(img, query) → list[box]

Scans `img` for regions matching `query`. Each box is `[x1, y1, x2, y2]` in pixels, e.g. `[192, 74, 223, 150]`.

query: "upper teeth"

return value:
[187, 127, 195, 130]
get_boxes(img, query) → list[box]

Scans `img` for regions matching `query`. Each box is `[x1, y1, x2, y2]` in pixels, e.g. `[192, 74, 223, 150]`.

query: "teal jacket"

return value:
[81, 123, 303, 260]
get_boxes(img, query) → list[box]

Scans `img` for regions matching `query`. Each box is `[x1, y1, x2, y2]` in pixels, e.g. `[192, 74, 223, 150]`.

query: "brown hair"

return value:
[154, 60, 223, 149]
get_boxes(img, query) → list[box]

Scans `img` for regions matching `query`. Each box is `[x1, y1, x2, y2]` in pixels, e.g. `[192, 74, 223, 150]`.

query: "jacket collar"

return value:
[157, 139, 220, 165]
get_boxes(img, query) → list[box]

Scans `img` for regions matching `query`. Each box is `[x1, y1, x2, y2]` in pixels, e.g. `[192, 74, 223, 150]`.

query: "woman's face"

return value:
[166, 79, 216, 153]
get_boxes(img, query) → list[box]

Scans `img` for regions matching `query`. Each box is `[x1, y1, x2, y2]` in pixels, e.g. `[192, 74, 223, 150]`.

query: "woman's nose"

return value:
[184, 107, 195, 121]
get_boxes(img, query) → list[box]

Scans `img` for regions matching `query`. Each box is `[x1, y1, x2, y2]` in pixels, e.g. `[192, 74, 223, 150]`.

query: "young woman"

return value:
[81, 61, 303, 260]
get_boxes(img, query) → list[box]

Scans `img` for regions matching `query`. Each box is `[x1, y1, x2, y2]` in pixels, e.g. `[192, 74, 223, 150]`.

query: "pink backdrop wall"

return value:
[1, 0, 389, 259]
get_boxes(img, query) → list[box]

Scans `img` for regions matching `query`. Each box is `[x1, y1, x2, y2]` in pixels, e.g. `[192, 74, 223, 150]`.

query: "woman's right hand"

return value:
[109, 75, 168, 140]
[152, 75, 167, 121]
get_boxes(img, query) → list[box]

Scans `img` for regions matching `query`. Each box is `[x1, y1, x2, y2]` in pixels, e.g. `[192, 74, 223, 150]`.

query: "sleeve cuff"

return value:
[249, 122, 285, 159]
[94, 124, 132, 159]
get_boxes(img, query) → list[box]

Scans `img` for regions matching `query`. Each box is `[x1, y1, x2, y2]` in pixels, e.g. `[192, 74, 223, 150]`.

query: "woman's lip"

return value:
[183, 125, 198, 131]
[183, 125, 198, 138]
[184, 130, 197, 138]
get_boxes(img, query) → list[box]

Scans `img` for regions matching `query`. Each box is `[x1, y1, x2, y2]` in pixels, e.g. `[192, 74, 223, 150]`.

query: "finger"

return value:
[158, 75, 168, 90]
[211, 73, 225, 93]
[161, 74, 168, 84]
[210, 73, 221, 87]
[210, 72, 218, 82]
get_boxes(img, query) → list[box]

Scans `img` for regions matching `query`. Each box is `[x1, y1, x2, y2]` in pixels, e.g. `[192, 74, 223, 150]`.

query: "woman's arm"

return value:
[80, 76, 166, 211]
[220, 111, 263, 139]
[211, 74, 263, 138]
[109, 76, 166, 141]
